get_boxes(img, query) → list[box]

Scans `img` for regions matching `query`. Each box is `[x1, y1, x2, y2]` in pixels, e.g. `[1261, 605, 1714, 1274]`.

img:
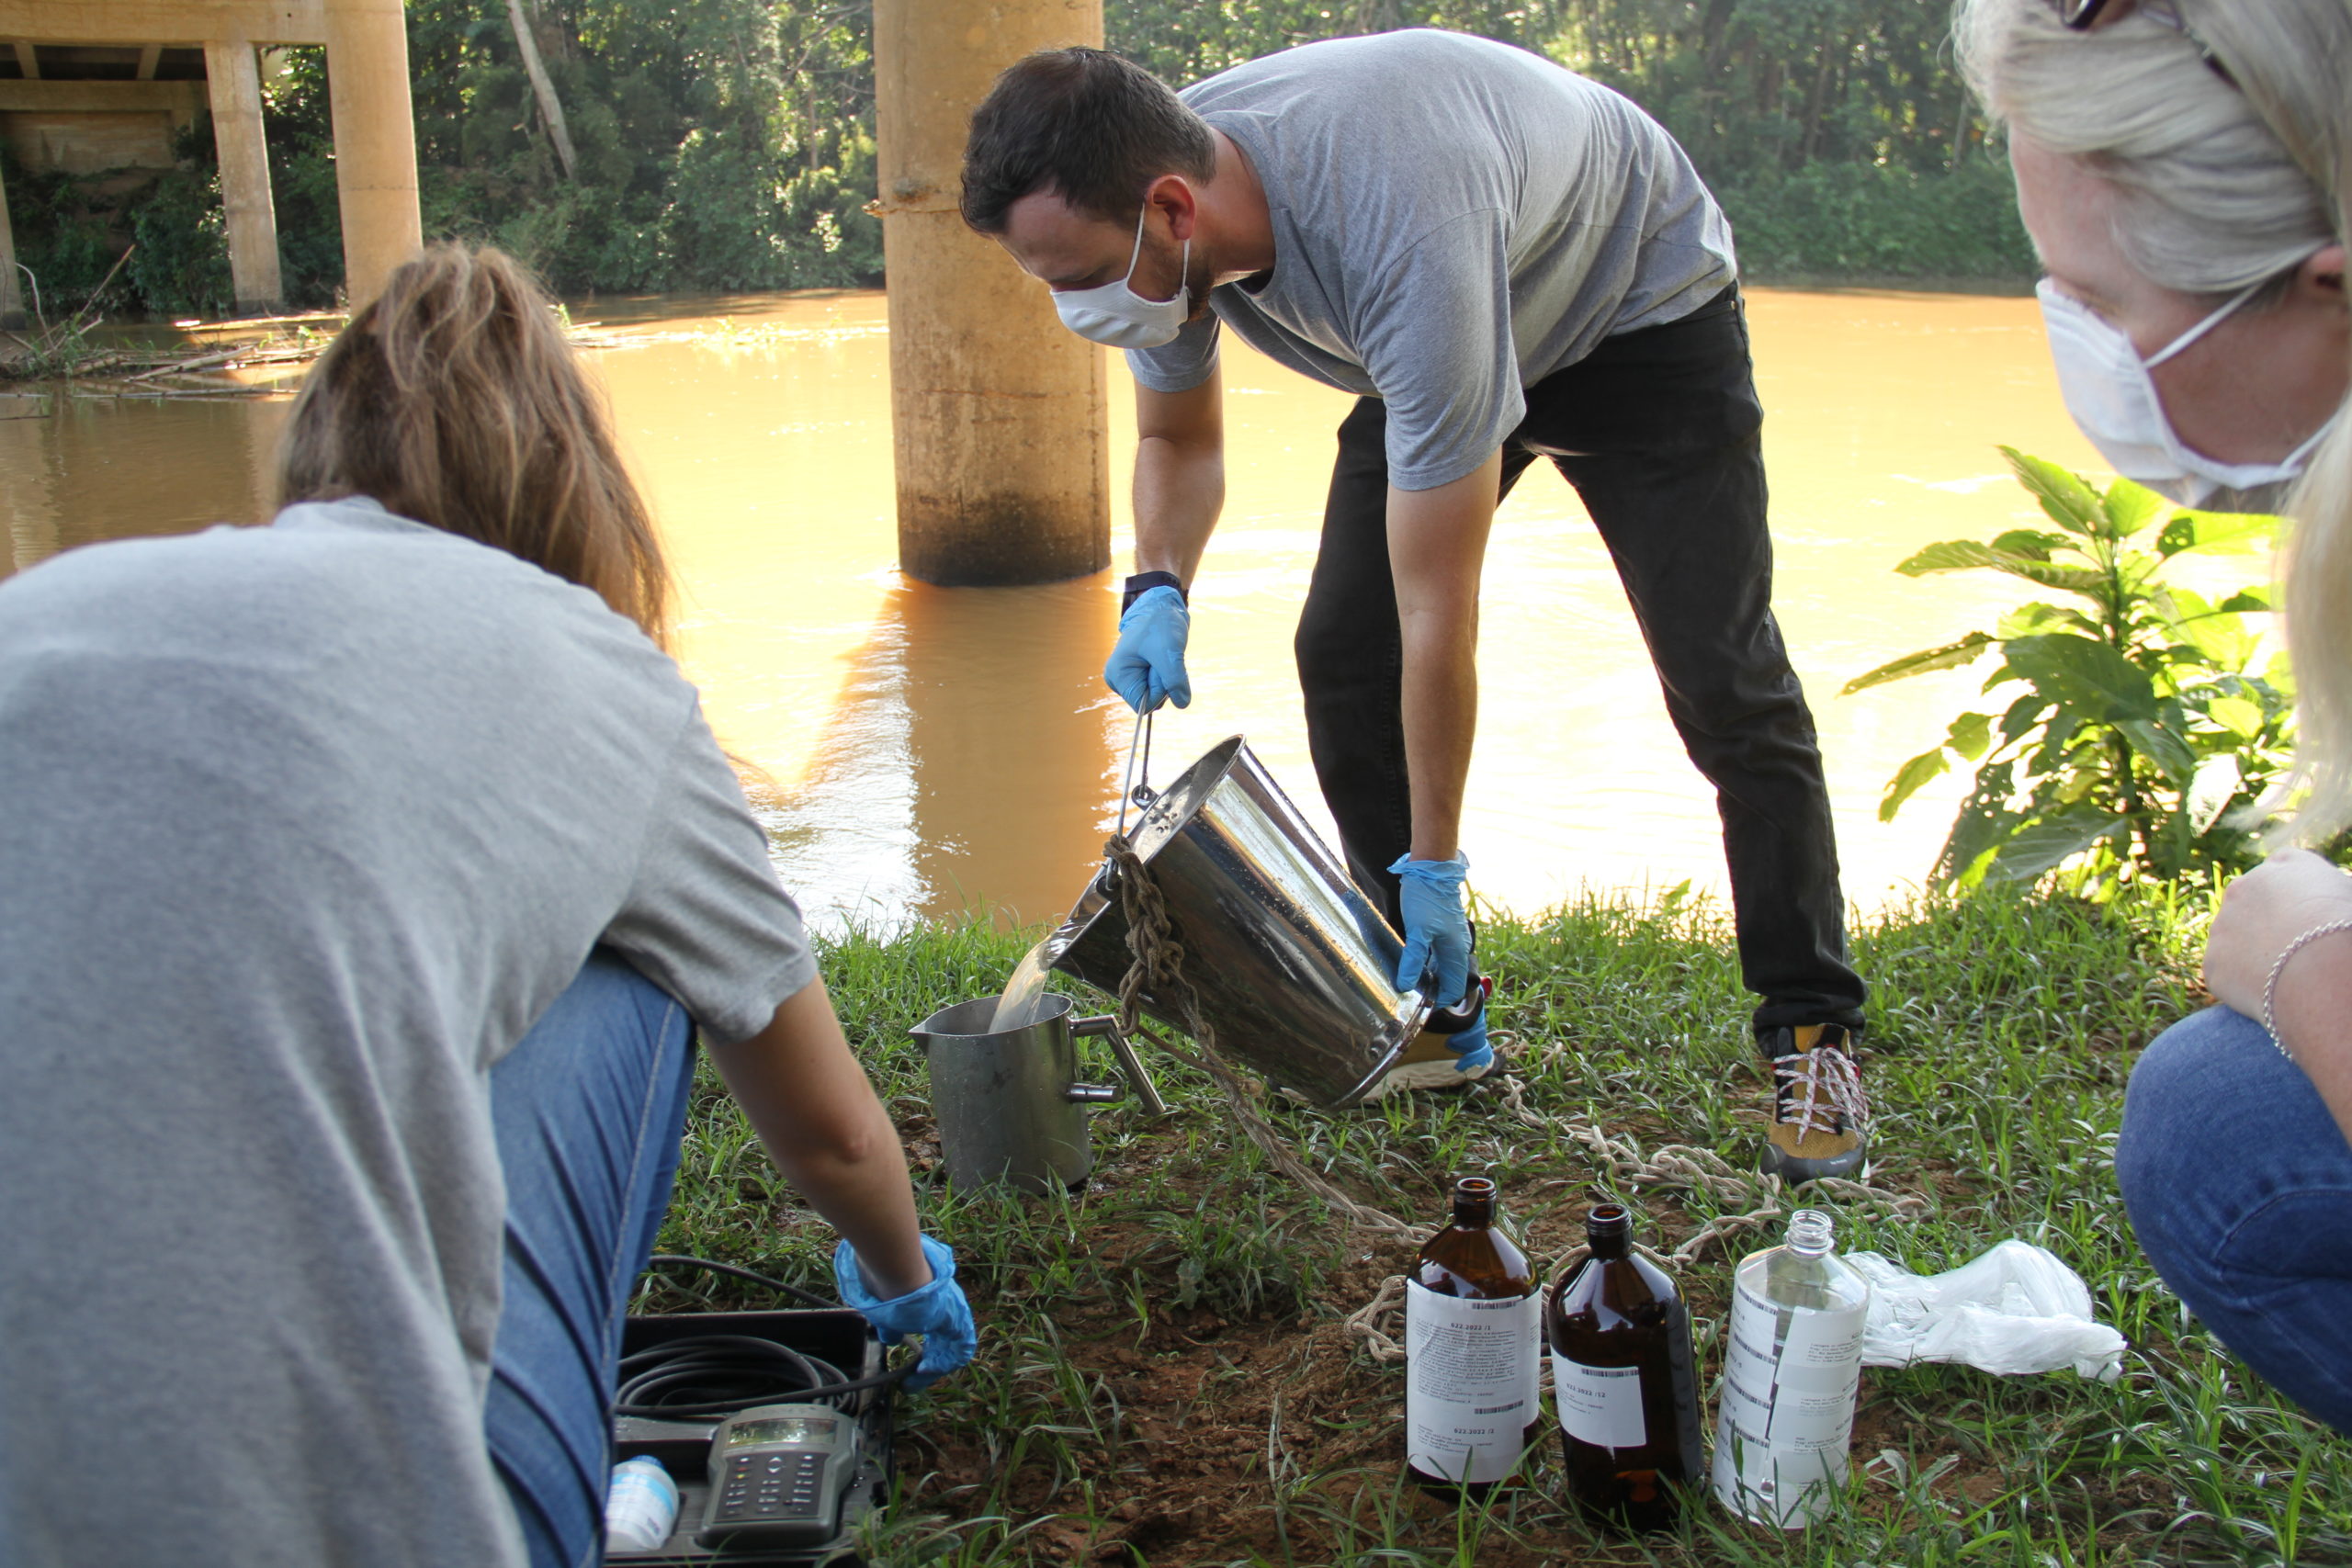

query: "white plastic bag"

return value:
[1847, 1239, 2125, 1382]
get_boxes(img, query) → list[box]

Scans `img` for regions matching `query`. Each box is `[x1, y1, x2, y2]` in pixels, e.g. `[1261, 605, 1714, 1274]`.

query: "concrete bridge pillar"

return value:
[203, 40, 283, 315]
[322, 0, 422, 310]
[874, 0, 1110, 587]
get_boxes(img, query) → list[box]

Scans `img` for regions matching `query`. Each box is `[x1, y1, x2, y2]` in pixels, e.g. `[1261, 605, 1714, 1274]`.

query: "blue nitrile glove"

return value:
[1103, 584, 1191, 713]
[831, 1235, 977, 1393]
[1390, 852, 1473, 1010]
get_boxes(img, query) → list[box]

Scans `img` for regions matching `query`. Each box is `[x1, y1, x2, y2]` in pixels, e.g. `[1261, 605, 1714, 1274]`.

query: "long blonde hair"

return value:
[1954, 0, 2352, 838]
[278, 245, 672, 646]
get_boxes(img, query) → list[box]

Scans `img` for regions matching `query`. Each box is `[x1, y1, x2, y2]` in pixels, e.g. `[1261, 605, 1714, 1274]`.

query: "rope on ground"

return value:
[1099, 832, 1927, 1358]
[1490, 1076, 1925, 1266]
[1339, 1067, 1928, 1362]
[1105, 833, 1421, 1241]
[1343, 1275, 1409, 1364]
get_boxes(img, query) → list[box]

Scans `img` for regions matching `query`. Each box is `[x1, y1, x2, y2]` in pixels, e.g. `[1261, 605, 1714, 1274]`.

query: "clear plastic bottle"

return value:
[1711, 1209, 1871, 1529]
[1404, 1176, 1542, 1495]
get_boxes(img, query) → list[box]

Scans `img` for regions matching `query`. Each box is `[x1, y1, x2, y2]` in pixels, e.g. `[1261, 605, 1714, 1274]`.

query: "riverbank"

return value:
[640, 881, 2342, 1565]
[0, 306, 799, 392]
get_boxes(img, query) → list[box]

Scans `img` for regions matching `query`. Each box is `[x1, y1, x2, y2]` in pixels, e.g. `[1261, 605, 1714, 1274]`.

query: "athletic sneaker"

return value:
[1361, 978, 1494, 1101]
[1758, 1022, 1870, 1183]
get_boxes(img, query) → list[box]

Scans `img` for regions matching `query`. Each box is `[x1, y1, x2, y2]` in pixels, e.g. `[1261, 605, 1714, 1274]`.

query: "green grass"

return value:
[638, 882, 2350, 1566]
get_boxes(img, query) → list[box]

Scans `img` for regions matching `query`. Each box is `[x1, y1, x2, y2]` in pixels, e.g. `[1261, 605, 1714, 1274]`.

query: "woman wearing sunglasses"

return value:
[1958, 0, 2350, 1429]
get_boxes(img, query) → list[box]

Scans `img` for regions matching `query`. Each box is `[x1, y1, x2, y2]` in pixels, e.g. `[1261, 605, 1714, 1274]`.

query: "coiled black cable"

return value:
[615, 1255, 912, 1420]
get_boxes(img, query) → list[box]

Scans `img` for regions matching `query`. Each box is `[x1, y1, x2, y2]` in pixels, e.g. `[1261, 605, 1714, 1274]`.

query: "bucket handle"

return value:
[1115, 710, 1159, 840]
[1071, 1011, 1170, 1117]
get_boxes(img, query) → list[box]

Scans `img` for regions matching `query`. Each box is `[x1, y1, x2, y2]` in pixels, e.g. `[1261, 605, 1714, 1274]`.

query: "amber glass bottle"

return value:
[1544, 1203, 1703, 1531]
[1404, 1177, 1542, 1495]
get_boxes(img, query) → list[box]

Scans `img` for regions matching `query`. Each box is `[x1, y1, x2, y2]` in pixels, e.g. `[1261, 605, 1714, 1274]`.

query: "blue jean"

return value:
[485, 952, 699, 1568]
[2116, 1004, 2352, 1435]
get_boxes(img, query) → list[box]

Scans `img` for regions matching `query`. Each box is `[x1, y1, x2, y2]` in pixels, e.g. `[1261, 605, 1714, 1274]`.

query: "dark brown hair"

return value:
[278, 244, 671, 645]
[960, 48, 1216, 233]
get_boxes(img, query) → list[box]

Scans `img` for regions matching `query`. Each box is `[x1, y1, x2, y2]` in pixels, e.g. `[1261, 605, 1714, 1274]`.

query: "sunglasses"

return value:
[2052, 0, 2234, 81]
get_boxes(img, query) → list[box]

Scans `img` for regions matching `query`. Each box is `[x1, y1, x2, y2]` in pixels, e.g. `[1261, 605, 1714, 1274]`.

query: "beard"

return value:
[1139, 229, 1217, 322]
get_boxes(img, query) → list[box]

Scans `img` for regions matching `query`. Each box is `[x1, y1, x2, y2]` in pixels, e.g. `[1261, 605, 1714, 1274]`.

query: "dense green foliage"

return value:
[7, 0, 2030, 318]
[1116, 0, 2032, 283]
[1848, 449, 2294, 893]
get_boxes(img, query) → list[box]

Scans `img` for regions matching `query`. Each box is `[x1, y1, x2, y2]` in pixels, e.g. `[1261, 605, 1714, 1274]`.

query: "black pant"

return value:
[1292, 285, 1866, 1032]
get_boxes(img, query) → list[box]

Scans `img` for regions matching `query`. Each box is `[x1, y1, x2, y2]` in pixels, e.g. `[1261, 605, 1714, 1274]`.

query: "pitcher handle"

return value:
[1116, 709, 1159, 840]
[1071, 1012, 1170, 1117]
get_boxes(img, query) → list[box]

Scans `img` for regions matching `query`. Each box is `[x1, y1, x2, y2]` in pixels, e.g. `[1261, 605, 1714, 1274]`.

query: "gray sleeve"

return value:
[601, 705, 818, 1047]
[1355, 209, 1524, 491]
[1125, 310, 1222, 393]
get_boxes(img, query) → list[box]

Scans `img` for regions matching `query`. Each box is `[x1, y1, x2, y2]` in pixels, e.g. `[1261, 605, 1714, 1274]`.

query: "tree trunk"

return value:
[1700, 0, 1738, 77]
[1796, 34, 1839, 165]
[507, 0, 579, 182]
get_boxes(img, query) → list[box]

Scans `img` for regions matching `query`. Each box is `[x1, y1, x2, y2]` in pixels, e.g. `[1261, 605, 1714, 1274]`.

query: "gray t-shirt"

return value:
[0, 498, 815, 1566]
[1127, 28, 1736, 491]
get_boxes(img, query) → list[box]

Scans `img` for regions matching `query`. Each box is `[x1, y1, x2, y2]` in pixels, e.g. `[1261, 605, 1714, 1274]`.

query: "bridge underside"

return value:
[0, 1, 421, 324]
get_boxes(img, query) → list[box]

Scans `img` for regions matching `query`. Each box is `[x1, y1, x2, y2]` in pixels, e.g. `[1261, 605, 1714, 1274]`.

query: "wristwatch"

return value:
[1122, 570, 1188, 613]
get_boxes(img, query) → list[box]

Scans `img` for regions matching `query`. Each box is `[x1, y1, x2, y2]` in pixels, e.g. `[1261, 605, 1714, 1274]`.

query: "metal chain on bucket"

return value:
[1103, 833, 1423, 1240]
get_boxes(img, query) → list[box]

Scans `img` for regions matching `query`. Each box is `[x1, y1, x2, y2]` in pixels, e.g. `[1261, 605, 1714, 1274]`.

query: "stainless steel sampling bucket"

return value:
[914, 993, 1166, 1196]
[1051, 735, 1428, 1108]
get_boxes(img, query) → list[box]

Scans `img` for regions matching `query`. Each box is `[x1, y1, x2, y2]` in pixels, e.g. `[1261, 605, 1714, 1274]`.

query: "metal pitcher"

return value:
[914, 993, 1166, 1196]
[1051, 735, 1429, 1108]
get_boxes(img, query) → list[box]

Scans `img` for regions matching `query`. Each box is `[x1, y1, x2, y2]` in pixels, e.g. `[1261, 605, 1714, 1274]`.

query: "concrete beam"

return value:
[0, 153, 22, 327]
[205, 40, 280, 313]
[873, 0, 1111, 587]
[0, 80, 205, 112]
[322, 0, 419, 310]
[135, 42, 160, 76]
[12, 41, 36, 75]
[0, 3, 327, 45]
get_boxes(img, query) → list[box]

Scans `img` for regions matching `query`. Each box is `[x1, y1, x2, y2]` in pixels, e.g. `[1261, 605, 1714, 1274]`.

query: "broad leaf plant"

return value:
[1845, 447, 2291, 892]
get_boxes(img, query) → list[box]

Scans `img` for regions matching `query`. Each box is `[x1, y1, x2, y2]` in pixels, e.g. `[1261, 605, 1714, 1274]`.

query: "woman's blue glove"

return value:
[1389, 853, 1472, 1009]
[1103, 584, 1191, 713]
[831, 1235, 976, 1393]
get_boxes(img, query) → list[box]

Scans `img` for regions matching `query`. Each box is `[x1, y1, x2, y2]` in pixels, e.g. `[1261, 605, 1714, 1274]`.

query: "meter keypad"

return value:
[713, 1452, 829, 1520]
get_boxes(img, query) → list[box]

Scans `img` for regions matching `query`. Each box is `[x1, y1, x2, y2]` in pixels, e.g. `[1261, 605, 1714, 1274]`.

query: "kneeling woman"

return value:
[0, 246, 973, 1565]
[1959, 0, 2351, 1431]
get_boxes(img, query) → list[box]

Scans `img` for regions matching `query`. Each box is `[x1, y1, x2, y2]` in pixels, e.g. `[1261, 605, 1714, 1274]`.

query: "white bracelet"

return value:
[2260, 918, 2352, 1048]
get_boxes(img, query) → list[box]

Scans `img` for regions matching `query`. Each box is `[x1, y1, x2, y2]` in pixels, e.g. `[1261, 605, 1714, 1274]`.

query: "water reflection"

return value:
[0, 287, 2117, 931]
[0, 391, 285, 574]
[752, 576, 1121, 930]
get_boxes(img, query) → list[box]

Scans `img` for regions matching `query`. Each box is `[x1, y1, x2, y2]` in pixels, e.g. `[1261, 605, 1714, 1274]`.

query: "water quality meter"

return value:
[695, 1402, 862, 1549]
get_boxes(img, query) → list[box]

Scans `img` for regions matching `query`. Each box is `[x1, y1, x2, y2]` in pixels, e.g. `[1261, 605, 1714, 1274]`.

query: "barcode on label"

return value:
[1471, 1400, 1525, 1415]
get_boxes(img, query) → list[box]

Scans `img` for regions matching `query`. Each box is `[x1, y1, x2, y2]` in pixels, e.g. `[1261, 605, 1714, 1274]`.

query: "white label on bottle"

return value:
[1404, 1280, 1540, 1484]
[1712, 1280, 1869, 1528]
[1550, 1352, 1647, 1450]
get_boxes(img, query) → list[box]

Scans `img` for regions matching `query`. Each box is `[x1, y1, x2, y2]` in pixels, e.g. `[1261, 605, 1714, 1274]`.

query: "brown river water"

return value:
[1, 288, 2141, 932]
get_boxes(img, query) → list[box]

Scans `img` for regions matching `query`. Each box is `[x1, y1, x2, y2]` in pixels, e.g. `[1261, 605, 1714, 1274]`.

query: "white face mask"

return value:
[1052, 207, 1191, 350]
[2037, 276, 2335, 508]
